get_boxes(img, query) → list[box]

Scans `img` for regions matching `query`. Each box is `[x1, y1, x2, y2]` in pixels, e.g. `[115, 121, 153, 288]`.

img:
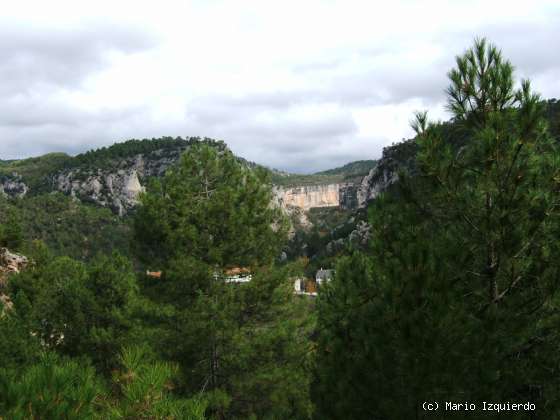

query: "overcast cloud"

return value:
[0, 0, 559, 173]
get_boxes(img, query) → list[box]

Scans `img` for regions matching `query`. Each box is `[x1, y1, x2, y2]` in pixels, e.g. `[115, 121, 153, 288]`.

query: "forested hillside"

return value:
[0, 194, 131, 260]
[1, 144, 314, 419]
[271, 160, 377, 186]
[1, 38, 560, 419]
[0, 137, 223, 192]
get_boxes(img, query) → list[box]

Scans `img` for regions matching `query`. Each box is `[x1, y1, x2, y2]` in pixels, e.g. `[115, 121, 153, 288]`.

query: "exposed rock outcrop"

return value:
[348, 220, 372, 246]
[273, 184, 340, 211]
[54, 147, 187, 216]
[357, 164, 398, 207]
[357, 139, 417, 208]
[285, 205, 311, 236]
[57, 169, 145, 216]
[322, 218, 371, 257]
[0, 174, 28, 198]
[339, 183, 359, 210]
[14, 136, 410, 221]
[273, 184, 346, 234]
[0, 247, 28, 278]
[0, 248, 29, 315]
[273, 182, 365, 213]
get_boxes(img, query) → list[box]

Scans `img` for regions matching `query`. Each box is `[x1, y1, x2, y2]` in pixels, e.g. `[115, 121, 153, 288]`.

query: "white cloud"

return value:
[0, 0, 559, 172]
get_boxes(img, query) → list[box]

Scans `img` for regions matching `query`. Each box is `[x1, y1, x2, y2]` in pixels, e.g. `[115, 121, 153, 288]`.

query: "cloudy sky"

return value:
[1, 0, 559, 173]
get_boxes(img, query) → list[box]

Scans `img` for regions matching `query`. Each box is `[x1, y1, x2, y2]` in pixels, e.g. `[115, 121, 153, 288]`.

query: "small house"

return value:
[223, 267, 252, 283]
[146, 270, 162, 279]
[315, 268, 334, 286]
[293, 277, 318, 297]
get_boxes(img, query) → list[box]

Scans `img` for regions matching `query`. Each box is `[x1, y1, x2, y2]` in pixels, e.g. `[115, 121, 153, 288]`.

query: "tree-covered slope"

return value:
[314, 159, 377, 178]
[0, 153, 74, 193]
[314, 39, 560, 419]
[270, 160, 377, 187]
[0, 137, 226, 194]
[0, 193, 131, 260]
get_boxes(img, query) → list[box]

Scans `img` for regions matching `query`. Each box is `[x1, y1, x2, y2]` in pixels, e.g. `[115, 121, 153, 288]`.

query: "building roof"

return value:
[224, 267, 251, 276]
[316, 269, 334, 281]
[146, 271, 162, 278]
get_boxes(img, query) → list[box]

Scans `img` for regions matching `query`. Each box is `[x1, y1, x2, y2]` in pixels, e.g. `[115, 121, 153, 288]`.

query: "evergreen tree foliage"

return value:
[314, 38, 560, 418]
[0, 206, 23, 250]
[105, 346, 207, 419]
[134, 145, 313, 418]
[134, 143, 287, 270]
[159, 264, 314, 419]
[0, 300, 42, 371]
[9, 252, 139, 373]
[0, 193, 132, 260]
[0, 349, 206, 419]
[0, 353, 104, 419]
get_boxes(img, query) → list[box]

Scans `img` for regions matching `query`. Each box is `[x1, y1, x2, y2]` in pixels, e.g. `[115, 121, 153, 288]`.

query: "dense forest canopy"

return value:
[314, 38, 560, 418]
[0, 38, 560, 419]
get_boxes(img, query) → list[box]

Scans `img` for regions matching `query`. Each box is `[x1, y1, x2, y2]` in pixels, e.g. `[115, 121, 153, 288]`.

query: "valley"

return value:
[0, 59, 558, 420]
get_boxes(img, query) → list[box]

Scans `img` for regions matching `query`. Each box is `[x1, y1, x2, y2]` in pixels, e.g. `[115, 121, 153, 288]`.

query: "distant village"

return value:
[146, 267, 335, 297]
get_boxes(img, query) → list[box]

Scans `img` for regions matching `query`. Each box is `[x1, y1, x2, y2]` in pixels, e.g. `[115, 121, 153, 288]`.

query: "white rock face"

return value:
[0, 174, 28, 198]
[49, 142, 396, 218]
[56, 169, 145, 216]
[91, 178, 102, 195]
[0, 248, 29, 315]
[0, 248, 28, 275]
[272, 184, 343, 235]
[0, 247, 28, 290]
[53, 150, 183, 216]
[357, 165, 398, 208]
[124, 171, 143, 200]
[273, 184, 340, 211]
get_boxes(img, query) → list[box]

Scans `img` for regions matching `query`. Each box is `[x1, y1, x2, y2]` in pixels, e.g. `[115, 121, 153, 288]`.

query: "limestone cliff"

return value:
[56, 167, 145, 217]
[272, 140, 415, 213]
[2, 137, 406, 218]
[54, 147, 187, 216]
[273, 184, 356, 233]
[50, 138, 232, 215]
[273, 184, 340, 211]
[0, 174, 28, 198]
[273, 182, 367, 212]
[356, 139, 418, 207]
[356, 163, 397, 207]
[0, 247, 28, 281]
[0, 248, 29, 314]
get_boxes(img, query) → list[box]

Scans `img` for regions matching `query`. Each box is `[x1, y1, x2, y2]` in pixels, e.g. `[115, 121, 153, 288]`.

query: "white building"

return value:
[315, 268, 334, 286]
[222, 267, 252, 284]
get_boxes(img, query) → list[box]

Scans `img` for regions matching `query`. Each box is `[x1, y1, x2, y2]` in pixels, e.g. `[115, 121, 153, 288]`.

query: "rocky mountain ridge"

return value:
[54, 149, 185, 216]
[2, 98, 558, 216]
[1, 137, 399, 217]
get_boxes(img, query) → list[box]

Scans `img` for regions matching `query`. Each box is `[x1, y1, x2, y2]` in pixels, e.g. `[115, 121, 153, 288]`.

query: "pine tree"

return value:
[0, 348, 207, 419]
[134, 144, 312, 418]
[134, 143, 287, 273]
[165, 264, 314, 419]
[105, 346, 207, 419]
[0, 353, 104, 419]
[314, 38, 560, 418]
[9, 252, 140, 374]
[0, 206, 23, 250]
